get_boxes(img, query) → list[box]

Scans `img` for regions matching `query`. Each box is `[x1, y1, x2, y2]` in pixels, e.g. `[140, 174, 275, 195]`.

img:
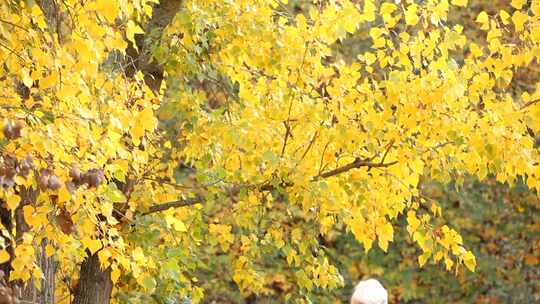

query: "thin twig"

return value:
[280, 121, 291, 157]
[0, 19, 29, 32]
[369, 139, 394, 172]
[318, 140, 331, 175]
[299, 130, 319, 163]
[521, 99, 540, 110]
[0, 41, 27, 62]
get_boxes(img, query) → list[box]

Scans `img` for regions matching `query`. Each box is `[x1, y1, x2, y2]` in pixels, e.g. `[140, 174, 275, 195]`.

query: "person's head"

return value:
[350, 279, 388, 304]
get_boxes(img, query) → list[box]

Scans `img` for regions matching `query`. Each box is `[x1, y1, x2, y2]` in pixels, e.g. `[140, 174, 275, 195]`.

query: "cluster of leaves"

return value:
[324, 177, 539, 303]
[0, 0, 540, 303]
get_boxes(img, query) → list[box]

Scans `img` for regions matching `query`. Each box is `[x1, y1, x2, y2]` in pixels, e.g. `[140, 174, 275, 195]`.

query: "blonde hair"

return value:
[350, 279, 388, 304]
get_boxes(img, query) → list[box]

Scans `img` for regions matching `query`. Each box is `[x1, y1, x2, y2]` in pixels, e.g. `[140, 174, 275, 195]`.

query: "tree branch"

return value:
[142, 196, 200, 216]
[280, 121, 291, 157]
[314, 158, 398, 180]
[143, 144, 398, 214]
[521, 99, 540, 110]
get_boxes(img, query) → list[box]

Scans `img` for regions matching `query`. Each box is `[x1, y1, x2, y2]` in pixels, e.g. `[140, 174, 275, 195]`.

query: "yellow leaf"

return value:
[31, 5, 47, 29]
[406, 211, 420, 234]
[21, 69, 33, 88]
[511, 0, 526, 9]
[39, 73, 57, 89]
[132, 247, 145, 262]
[476, 11, 489, 30]
[463, 251, 476, 272]
[23, 205, 37, 228]
[6, 193, 21, 211]
[405, 4, 419, 26]
[95, 0, 119, 23]
[376, 221, 393, 252]
[451, 0, 467, 7]
[58, 186, 71, 204]
[500, 10, 510, 25]
[444, 257, 454, 270]
[418, 251, 430, 267]
[45, 244, 54, 257]
[434, 251, 444, 262]
[512, 11, 528, 32]
[111, 266, 121, 283]
[165, 214, 187, 232]
[130, 123, 144, 146]
[0, 250, 10, 263]
[139, 107, 156, 131]
[126, 20, 145, 47]
[380, 3, 396, 15]
[363, 0, 376, 22]
[82, 237, 102, 255]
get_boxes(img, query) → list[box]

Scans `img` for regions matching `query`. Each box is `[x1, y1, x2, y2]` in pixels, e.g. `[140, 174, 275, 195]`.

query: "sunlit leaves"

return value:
[512, 11, 528, 32]
[1, 0, 539, 301]
[451, 0, 468, 7]
[476, 11, 489, 30]
[0, 250, 10, 263]
[511, 0, 526, 10]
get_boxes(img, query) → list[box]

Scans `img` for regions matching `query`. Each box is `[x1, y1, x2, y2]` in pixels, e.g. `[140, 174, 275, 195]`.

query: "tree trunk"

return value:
[73, 252, 112, 304]
[0, 187, 57, 304]
[125, 0, 183, 92]
[19, 239, 57, 304]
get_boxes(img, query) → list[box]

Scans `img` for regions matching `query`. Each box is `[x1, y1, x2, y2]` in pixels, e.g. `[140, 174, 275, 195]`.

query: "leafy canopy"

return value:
[1, 0, 540, 302]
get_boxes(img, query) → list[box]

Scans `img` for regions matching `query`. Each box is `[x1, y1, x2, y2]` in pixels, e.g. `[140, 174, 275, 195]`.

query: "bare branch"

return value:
[280, 121, 291, 157]
[142, 196, 200, 216]
[380, 139, 394, 165]
[521, 99, 540, 110]
[299, 130, 318, 163]
[0, 19, 29, 32]
[368, 139, 394, 172]
[314, 158, 398, 180]
[0, 41, 27, 62]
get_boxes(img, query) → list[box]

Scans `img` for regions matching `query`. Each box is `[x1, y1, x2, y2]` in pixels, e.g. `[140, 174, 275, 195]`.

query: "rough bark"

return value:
[16, 189, 57, 304]
[125, 0, 183, 92]
[18, 239, 57, 304]
[73, 252, 113, 304]
[0, 187, 57, 304]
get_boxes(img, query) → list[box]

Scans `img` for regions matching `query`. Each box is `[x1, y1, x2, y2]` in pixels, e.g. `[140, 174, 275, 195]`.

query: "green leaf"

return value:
[103, 183, 127, 203]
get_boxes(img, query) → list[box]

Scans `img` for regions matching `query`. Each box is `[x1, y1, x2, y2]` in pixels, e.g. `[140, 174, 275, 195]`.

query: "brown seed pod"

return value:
[1, 156, 16, 177]
[0, 177, 14, 189]
[37, 169, 51, 190]
[69, 166, 82, 183]
[17, 155, 33, 177]
[2, 121, 22, 140]
[87, 173, 100, 188]
[48, 175, 61, 190]
[85, 168, 104, 188]
[2, 122, 13, 139]
[11, 122, 22, 139]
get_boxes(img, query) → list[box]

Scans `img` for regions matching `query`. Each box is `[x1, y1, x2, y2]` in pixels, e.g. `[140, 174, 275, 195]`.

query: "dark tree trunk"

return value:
[125, 0, 184, 92]
[73, 253, 112, 304]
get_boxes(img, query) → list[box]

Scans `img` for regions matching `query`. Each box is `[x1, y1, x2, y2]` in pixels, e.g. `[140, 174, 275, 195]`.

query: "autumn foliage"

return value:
[0, 0, 539, 303]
